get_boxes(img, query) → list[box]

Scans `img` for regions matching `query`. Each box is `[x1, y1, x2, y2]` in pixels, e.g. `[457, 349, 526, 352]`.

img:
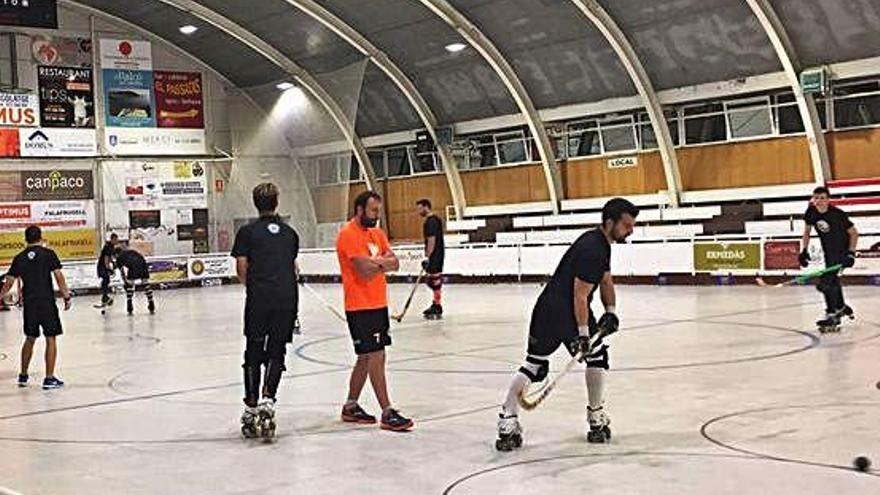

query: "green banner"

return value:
[694, 242, 761, 271]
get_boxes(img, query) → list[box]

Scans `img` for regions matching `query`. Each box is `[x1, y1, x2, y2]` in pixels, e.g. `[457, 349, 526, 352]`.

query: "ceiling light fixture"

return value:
[445, 42, 467, 53]
[179, 25, 198, 35]
[276, 81, 296, 91]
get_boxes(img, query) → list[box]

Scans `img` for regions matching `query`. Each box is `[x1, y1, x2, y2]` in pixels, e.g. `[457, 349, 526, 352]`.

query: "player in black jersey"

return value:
[113, 246, 154, 315]
[495, 198, 638, 451]
[416, 199, 445, 319]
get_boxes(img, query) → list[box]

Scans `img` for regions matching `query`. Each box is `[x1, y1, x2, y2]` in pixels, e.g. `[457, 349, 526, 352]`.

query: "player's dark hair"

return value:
[24, 225, 42, 244]
[416, 198, 432, 209]
[354, 190, 382, 214]
[110, 233, 119, 241]
[252, 183, 279, 213]
[813, 186, 830, 196]
[602, 198, 639, 225]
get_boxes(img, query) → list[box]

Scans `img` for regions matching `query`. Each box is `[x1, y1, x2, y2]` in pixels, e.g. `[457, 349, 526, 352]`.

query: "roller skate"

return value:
[240, 405, 260, 439]
[147, 299, 155, 315]
[817, 312, 841, 334]
[257, 398, 277, 441]
[94, 296, 114, 314]
[126, 299, 134, 316]
[423, 303, 443, 320]
[495, 414, 523, 451]
[586, 406, 611, 443]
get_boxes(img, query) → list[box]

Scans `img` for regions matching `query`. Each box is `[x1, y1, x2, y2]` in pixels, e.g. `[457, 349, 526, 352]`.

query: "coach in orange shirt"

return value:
[336, 191, 413, 432]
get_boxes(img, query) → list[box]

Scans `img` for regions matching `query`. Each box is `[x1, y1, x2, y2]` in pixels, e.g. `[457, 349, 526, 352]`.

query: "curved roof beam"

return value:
[282, 0, 466, 215]
[152, 0, 380, 193]
[569, 0, 682, 206]
[417, 0, 562, 213]
[745, 0, 831, 184]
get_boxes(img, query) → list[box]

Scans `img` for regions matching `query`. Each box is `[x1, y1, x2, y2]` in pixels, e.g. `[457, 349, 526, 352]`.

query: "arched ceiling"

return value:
[73, 0, 880, 137]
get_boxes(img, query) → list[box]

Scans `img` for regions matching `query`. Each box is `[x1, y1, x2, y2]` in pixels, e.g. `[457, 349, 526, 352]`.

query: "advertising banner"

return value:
[20, 169, 94, 201]
[0, 93, 39, 127]
[154, 71, 204, 128]
[99, 39, 152, 71]
[0, 128, 20, 157]
[0, 200, 95, 231]
[694, 242, 761, 271]
[19, 128, 97, 157]
[147, 258, 188, 282]
[103, 69, 156, 128]
[0, 228, 96, 264]
[0, 1, 57, 29]
[31, 35, 92, 67]
[763, 240, 802, 270]
[104, 128, 205, 155]
[187, 255, 234, 280]
[37, 65, 94, 128]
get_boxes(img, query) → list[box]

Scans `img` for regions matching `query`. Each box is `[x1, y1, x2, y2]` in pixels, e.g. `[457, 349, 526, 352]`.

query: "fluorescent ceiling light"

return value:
[179, 25, 198, 35]
[276, 81, 296, 91]
[445, 43, 467, 53]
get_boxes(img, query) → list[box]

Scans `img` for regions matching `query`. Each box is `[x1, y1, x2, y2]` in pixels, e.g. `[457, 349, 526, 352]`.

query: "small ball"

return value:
[854, 456, 871, 472]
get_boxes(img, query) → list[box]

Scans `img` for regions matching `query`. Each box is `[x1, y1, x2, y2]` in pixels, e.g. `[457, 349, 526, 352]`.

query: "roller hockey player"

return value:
[416, 199, 445, 320]
[495, 198, 638, 451]
[800, 186, 858, 333]
[113, 246, 154, 315]
[96, 234, 119, 310]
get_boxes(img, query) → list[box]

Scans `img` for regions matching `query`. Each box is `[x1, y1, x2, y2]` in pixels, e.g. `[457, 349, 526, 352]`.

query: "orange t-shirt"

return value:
[336, 219, 391, 312]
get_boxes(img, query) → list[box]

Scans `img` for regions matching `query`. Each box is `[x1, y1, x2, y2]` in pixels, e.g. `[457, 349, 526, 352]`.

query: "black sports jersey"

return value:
[423, 214, 444, 273]
[231, 215, 299, 310]
[804, 205, 853, 261]
[534, 229, 611, 330]
[116, 249, 148, 274]
[8, 245, 61, 304]
[97, 242, 114, 274]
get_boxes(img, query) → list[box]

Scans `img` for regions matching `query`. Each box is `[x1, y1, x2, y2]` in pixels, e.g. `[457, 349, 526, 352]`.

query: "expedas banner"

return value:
[694, 242, 761, 271]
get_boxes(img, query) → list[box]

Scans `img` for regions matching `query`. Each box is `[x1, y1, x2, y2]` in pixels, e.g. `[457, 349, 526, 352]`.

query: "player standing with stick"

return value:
[336, 191, 413, 432]
[96, 233, 119, 309]
[0, 226, 71, 389]
[232, 183, 300, 440]
[416, 199, 445, 320]
[495, 198, 638, 451]
[800, 186, 858, 331]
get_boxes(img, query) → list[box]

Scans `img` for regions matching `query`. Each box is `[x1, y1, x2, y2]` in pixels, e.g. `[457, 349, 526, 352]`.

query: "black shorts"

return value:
[527, 303, 609, 369]
[244, 303, 297, 344]
[23, 300, 63, 338]
[127, 269, 149, 281]
[346, 307, 391, 355]
[425, 254, 444, 275]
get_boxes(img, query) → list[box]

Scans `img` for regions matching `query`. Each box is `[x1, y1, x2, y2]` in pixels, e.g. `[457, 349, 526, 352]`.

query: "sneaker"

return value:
[341, 402, 377, 424]
[380, 408, 414, 432]
[126, 300, 134, 315]
[42, 376, 64, 390]
[147, 299, 155, 314]
[17, 374, 28, 387]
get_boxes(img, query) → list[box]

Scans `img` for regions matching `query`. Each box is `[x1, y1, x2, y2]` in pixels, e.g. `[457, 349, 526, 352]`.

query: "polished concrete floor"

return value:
[0, 283, 878, 494]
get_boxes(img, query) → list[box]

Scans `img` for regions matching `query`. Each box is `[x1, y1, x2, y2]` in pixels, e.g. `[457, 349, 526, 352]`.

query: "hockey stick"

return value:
[756, 263, 843, 288]
[518, 324, 618, 411]
[301, 282, 347, 323]
[391, 269, 425, 323]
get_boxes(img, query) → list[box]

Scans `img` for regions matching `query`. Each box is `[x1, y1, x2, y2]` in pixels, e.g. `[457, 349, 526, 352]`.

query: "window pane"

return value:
[778, 105, 804, 134]
[640, 119, 679, 149]
[347, 156, 361, 182]
[386, 148, 410, 177]
[368, 151, 385, 178]
[685, 115, 726, 144]
[498, 139, 527, 164]
[317, 157, 338, 185]
[601, 125, 637, 152]
[478, 143, 496, 168]
[413, 153, 437, 173]
[728, 107, 772, 138]
[684, 103, 723, 116]
[834, 94, 880, 129]
[570, 130, 600, 157]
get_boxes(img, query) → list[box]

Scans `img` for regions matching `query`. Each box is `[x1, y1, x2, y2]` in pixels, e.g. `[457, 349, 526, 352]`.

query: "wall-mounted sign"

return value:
[154, 71, 204, 129]
[608, 156, 638, 169]
[103, 69, 156, 128]
[0, 0, 57, 29]
[20, 169, 94, 201]
[104, 128, 205, 156]
[0, 93, 39, 127]
[19, 128, 97, 157]
[37, 66, 95, 128]
[31, 35, 91, 67]
[694, 242, 761, 271]
[99, 38, 152, 71]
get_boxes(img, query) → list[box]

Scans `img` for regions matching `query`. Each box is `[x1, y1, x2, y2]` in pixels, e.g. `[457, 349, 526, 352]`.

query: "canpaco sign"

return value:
[21, 169, 94, 200]
[0, 93, 39, 127]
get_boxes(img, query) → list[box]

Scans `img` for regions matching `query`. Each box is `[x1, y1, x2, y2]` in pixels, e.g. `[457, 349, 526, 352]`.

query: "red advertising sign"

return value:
[0, 204, 30, 220]
[153, 71, 204, 129]
[764, 240, 801, 270]
[0, 128, 20, 157]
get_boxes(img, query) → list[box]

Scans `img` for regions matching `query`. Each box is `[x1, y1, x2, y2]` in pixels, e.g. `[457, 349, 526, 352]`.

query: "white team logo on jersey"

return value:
[816, 220, 830, 233]
[27, 251, 36, 260]
[368, 242, 379, 256]
[267, 223, 280, 234]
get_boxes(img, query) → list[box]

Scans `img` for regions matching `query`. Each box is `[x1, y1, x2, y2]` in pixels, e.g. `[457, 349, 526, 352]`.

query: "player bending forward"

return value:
[496, 198, 638, 451]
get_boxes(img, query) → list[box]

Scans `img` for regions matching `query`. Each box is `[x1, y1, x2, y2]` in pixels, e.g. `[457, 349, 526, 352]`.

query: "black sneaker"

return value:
[17, 374, 28, 387]
[148, 299, 155, 314]
[380, 408, 414, 432]
[127, 300, 134, 315]
[42, 376, 65, 390]
[341, 403, 377, 424]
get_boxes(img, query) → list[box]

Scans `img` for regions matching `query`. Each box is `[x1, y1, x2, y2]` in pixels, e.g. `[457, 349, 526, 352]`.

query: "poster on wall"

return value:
[0, 228, 95, 264]
[154, 71, 204, 128]
[694, 242, 761, 271]
[763, 241, 801, 270]
[0, 128, 20, 157]
[20, 169, 94, 201]
[0, 93, 39, 127]
[0, 201, 95, 231]
[99, 39, 152, 71]
[31, 35, 92, 67]
[19, 128, 98, 157]
[103, 69, 156, 128]
[38, 66, 95, 128]
[0, 0, 57, 29]
[104, 128, 205, 155]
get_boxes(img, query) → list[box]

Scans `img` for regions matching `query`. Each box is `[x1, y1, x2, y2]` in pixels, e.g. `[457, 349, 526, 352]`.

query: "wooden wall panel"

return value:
[678, 136, 814, 190]
[827, 128, 880, 180]
[563, 152, 667, 198]
[384, 174, 452, 241]
[460, 164, 551, 206]
[313, 184, 357, 223]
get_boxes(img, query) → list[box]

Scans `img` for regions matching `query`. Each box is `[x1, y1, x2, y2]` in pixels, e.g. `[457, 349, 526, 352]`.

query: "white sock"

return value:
[585, 367, 605, 410]
[502, 372, 530, 417]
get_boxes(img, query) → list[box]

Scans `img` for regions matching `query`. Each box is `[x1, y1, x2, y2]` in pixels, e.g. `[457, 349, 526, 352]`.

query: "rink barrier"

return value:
[10, 233, 877, 293]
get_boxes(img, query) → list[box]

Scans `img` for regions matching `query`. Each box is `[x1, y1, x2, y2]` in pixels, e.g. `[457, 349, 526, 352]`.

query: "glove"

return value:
[843, 251, 856, 268]
[798, 249, 811, 268]
[421, 259, 429, 271]
[570, 334, 592, 362]
[597, 312, 619, 336]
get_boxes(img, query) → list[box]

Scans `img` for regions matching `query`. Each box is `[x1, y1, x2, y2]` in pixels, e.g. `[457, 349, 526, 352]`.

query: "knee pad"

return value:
[519, 355, 550, 383]
[426, 274, 442, 290]
[584, 346, 610, 370]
